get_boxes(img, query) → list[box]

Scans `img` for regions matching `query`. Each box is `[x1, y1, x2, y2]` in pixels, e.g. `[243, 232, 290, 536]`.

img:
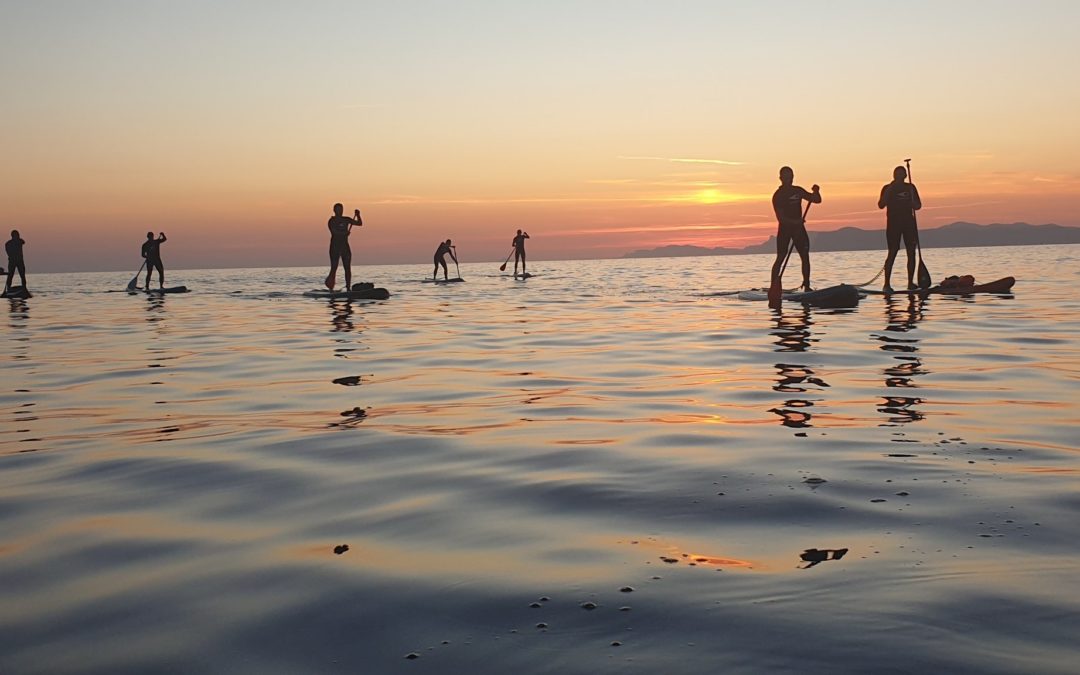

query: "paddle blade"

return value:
[499, 263, 507, 271]
[126, 275, 139, 291]
[325, 271, 335, 290]
[917, 258, 932, 289]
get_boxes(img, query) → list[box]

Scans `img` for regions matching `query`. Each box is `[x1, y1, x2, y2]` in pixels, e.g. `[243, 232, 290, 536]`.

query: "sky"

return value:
[2, 0, 1079, 272]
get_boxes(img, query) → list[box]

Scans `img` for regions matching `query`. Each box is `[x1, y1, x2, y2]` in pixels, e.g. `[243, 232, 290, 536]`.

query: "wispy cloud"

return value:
[340, 103, 388, 110]
[618, 155, 745, 166]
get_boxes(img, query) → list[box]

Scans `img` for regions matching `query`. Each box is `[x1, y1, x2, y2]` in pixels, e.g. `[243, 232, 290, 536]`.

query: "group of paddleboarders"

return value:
[2, 165, 922, 298]
[770, 165, 922, 294]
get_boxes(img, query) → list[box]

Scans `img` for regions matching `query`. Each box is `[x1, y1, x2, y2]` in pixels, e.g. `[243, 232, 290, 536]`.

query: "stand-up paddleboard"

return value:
[422, 277, 465, 283]
[512, 272, 534, 279]
[739, 283, 861, 308]
[1, 285, 32, 299]
[129, 286, 190, 294]
[863, 276, 1015, 296]
[303, 286, 390, 300]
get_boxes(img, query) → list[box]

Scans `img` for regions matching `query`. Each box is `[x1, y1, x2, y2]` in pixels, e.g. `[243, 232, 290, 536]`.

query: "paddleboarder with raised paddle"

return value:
[878, 162, 924, 292]
[325, 203, 362, 290]
[768, 167, 821, 307]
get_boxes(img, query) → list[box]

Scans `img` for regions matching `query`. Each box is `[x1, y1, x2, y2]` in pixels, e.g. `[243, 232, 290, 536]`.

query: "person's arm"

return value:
[523, 232, 530, 239]
[451, 248, 458, 264]
[910, 184, 921, 211]
[878, 184, 890, 209]
[158, 233, 167, 243]
[806, 185, 822, 204]
[351, 209, 363, 227]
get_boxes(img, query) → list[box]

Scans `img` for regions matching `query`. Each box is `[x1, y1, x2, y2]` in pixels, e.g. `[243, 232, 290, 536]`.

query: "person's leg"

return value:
[144, 262, 152, 290]
[770, 230, 792, 285]
[514, 250, 521, 274]
[342, 245, 352, 290]
[883, 224, 901, 290]
[433, 256, 440, 279]
[155, 260, 164, 288]
[794, 229, 811, 290]
[520, 251, 526, 273]
[440, 259, 448, 280]
[18, 261, 26, 287]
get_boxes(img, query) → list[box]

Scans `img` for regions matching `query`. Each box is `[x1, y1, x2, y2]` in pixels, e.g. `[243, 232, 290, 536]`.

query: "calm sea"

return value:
[2, 245, 1078, 674]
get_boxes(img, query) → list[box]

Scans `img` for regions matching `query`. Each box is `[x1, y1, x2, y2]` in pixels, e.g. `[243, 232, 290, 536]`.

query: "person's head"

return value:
[779, 166, 794, 185]
[333, 203, 344, 216]
[146, 231, 154, 240]
[446, 239, 452, 245]
[893, 166, 907, 181]
[11, 229, 19, 239]
[517, 229, 522, 235]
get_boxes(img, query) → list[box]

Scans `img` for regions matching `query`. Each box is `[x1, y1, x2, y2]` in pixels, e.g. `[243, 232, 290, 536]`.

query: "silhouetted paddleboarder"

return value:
[433, 239, 458, 280]
[326, 203, 362, 290]
[770, 167, 820, 294]
[511, 229, 529, 275]
[4, 230, 27, 294]
[141, 231, 167, 290]
[878, 165, 923, 292]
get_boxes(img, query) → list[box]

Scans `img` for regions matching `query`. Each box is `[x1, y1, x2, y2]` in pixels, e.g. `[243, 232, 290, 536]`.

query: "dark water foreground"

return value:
[2, 246, 1078, 673]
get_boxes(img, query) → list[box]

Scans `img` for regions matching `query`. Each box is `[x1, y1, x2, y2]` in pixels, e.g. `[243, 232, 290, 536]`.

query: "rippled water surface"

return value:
[2, 245, 1079, 673]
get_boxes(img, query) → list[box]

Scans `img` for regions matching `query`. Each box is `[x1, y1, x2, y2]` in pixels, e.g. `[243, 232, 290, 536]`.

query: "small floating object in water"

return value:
[619, 586, 634, 593]
[404, 652, 419, 660]
[803, 476, 827, 484]
[333, 544, 349, 555]
[580, 601, 598, 610]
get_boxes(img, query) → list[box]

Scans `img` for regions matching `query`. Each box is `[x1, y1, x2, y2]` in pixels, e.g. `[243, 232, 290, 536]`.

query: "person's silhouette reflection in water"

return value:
[879, 165, 922, 292]
[769, 306, 828, 428]
[433, 239, 457, 280]
[799, 547, 848, 568]
[877, 294, 927, 424]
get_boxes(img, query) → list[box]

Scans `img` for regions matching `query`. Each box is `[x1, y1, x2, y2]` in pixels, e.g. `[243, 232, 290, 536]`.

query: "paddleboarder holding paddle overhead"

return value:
[770, 167, 821, 299]
[326, 203, 362, 290]
[878, 164, 923, 292]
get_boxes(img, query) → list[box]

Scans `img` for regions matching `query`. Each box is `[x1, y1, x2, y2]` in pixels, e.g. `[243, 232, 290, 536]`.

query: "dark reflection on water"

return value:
[769, 306, 828, 428]
[876, 295, 927, 425]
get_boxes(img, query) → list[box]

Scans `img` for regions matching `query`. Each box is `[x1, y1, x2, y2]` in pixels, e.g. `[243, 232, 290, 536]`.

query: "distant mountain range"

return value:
[623, 222, 1080, 258]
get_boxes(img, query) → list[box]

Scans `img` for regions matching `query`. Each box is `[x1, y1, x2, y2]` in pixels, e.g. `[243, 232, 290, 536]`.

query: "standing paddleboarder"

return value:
[326, 203, 362, 290]
[141, 231, 167, 290]
[433, 239, 458, 280]
[5, 230, 28, 293]
[512, 229, 529, 276]
[770, 167, 821, 293]
[878, 165, 923, 292]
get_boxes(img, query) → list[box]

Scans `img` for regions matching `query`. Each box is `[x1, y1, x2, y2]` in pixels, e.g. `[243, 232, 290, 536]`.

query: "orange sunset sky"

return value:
[2, 1, 1079, 272]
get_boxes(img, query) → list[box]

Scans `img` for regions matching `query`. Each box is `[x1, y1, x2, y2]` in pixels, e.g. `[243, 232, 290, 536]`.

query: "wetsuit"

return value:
[328, 215, 353, 281]
[880, 180, 922, 251]
[142, 235, 166, 288]
[879, 179, 922, 289]
[5, 236, 26, 289]
[771, 185, 818, 288]
[512, 232, 529, 273]
[433, 241, 455, 279]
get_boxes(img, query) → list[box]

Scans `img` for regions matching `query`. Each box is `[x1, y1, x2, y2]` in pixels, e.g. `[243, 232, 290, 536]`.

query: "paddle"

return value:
[453, 248, 461, 280]
[905, 159, 932, 289]
[498, 247, 514, 272]
[767, 201, 813, 308]
[127, 261, 146, 291]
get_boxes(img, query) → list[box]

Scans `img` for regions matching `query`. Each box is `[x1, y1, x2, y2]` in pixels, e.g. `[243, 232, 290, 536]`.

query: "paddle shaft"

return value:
[498, 247, 514, 271]
[905, 159, 932, 288]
